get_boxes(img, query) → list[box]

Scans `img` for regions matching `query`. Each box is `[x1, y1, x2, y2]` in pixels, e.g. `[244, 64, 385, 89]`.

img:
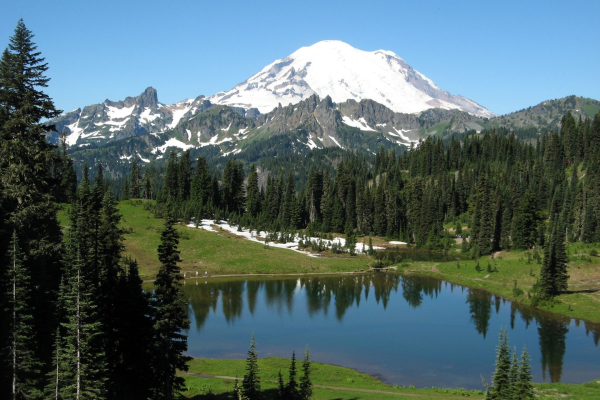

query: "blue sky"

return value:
[1, 0, 598, 116]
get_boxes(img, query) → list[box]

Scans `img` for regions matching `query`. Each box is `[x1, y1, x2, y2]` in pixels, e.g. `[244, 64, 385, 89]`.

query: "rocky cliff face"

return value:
[51, 87, 212, 146]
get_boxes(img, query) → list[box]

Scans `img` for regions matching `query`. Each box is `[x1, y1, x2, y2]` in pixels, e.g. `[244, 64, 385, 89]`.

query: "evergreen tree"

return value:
[112, 259, 154, 400]
[242, 335, 261, 400]
[513, 346, 534, 400]
[276, 370, 285, 400]
[143, 164, 156, 200]
[57, 248, 107, 399]
[152, 215, 190, 399]
[285, 352, 299, 399]
[5, 231, 42, 399]
[299, 346, 312, 400]
[245, 164, 261, 218]
[164, 151, 179, 200]
[0, 20, 64, 397]
[130, 160, 141, 199]
[538, 219, 569, 298]
[177, 150, 192, 201]
[486, 328, 512, 400]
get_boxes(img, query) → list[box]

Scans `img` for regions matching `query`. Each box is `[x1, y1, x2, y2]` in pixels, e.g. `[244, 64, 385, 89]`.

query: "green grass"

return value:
[57, 200, 600, 322]
[182, 357, 485, 399]
[402, 243, 600, 323]
[181, 357, 600, 400]
[116, 200, 370, 281]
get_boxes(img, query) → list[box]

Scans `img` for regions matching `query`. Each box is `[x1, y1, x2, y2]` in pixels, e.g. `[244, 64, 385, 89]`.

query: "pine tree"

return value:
[285, 352, 299, 399]
[242, 335, 261, 400]
[245, 164, 261, 218]
[5, 231, 42, 399]
[130, 160, 141, 199]
[0, 20, 64, 397]
[276, 370, 285, 400]
[538, 219, 569, 298]
[152, 215, 190, 399]
[143, 164, 156, 200]
[111, 259, 154, 400]
[513, 346, 534, 400]
[485, 328, 512, 399]
[299, 346, 312, 400]
[164, 151, 179, 200]
[57, 247, 107, 399]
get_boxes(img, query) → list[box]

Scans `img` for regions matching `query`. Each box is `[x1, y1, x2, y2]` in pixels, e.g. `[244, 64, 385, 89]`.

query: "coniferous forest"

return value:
[1, 19, 600, 400]
[0, 21, 189, 400]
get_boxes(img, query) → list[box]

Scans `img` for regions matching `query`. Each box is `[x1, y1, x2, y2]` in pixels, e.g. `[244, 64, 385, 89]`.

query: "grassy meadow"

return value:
[57, 199, 600, 322]
[181, 357, 600, 400]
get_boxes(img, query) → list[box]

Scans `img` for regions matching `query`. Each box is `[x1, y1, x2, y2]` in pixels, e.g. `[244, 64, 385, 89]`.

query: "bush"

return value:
[590, 249, 598, 257]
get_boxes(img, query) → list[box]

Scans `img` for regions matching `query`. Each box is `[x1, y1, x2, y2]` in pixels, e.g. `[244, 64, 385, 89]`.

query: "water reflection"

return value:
[466, 290, 492, 338]
[182, 274, 600, 387]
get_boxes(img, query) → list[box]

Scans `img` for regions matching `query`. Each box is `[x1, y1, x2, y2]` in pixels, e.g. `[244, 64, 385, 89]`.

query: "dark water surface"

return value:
[182, 274, 600, 389]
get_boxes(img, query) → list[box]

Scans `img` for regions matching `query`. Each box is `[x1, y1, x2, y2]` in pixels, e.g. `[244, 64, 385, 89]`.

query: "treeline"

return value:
[0, 21, 189, 399]
[128, 111, 600, 253]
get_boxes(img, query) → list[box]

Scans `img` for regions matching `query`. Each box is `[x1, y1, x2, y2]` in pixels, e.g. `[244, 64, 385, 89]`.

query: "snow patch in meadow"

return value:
[186, 219, 386, 258]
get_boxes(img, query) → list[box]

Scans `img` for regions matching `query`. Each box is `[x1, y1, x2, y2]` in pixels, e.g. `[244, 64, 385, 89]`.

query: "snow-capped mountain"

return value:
[50, 87, 214, 147]
[209, 40, 494, 118]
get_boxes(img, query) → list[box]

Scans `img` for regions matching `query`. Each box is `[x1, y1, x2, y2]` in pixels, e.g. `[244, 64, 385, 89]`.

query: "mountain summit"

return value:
[209, 40, 494, 117]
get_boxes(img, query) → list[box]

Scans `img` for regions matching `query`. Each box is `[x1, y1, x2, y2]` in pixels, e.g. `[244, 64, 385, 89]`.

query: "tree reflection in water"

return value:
[181, 274, 600, 384]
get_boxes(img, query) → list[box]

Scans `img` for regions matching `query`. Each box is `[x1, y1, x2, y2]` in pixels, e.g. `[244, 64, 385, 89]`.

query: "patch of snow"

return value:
[66, 121, 84, 146]
[152, 138, 195, 154]
[119, 154, 133, 160]
[388, 127, 417, 143]
[221, 122, 232, 132]
[140, 107, 160, 123]
[342, 116, 376, 131]
[137, 153, 150, 163]
[389, 241, 407, 245]
[328, 135, 344, 149]
[187, 219, 385, 258]
[106, 105, 135, 120]
[306, 135, 318, 149]
[221, 148, 242, 157]
[168, 102, 193, 129]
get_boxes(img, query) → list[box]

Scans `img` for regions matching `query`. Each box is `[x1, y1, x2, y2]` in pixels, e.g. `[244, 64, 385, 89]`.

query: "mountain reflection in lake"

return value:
[182, 274, 600, 389]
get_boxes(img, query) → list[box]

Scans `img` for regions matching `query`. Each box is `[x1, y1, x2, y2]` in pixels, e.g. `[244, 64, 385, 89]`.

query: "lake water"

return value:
[182, 274, 600, 389]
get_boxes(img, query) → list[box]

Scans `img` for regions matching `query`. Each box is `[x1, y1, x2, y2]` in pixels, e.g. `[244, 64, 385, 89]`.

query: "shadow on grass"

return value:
[564, 288, 598, 294]
[188, 388, 362, 400]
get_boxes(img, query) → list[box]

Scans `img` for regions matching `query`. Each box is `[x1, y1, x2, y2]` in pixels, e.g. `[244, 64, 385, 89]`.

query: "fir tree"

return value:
[485, 328, 512, 400]
[299, 346, 312, 400]
[245, 164, 261, 218]
[285, 352, 299, 399]
[513, 346, 534, 400]
[152, 215, 190, 399]
[130, 160, 141, 199]
[5, 231, 42, 399]
[0, 20, 64, 397]
[242, 335, 261, 400]
[538, 219, 569, 298]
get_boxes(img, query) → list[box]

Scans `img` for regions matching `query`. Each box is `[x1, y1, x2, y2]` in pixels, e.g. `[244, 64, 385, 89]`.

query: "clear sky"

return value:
[1, 0, 598, 116]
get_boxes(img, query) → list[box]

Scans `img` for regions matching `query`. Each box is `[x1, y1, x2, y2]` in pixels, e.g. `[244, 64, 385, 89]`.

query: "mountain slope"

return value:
[485, 95, 600, 132]
[208, 40, 494, 117]
[49, 87, 212, 146]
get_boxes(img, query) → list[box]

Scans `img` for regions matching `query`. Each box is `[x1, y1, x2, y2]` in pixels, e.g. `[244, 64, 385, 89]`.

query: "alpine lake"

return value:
[180, 273, 600, 390]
